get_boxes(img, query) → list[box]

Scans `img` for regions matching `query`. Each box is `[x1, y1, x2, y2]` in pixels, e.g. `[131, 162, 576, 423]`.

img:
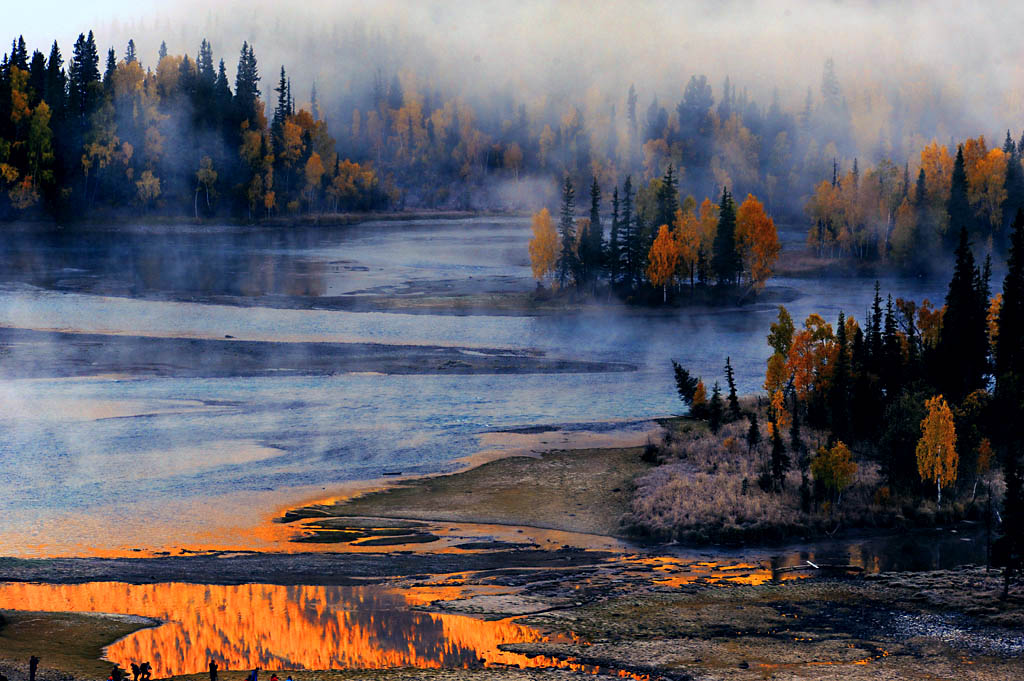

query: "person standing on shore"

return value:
[209, 660, 218, 681]
[29, 656, 39, 681]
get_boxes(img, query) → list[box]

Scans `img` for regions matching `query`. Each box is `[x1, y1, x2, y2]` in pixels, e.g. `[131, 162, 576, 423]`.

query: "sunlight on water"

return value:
[0, 582, 558, 677]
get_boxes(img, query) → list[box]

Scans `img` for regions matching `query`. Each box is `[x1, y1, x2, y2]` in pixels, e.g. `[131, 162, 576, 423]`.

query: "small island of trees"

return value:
[528, 165, 780, 304]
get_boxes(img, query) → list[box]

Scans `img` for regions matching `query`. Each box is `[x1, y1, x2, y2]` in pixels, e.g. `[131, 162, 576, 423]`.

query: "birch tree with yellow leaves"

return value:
[528, 208, 558, 286]
[647, 224, 680, 302]
[916, 395, 958, 504]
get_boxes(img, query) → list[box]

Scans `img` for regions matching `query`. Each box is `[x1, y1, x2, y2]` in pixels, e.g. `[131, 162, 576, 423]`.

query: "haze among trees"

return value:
[807, 133, 1024, 268]
[2, 26, 1021, 254]
[0, 33, 386, 221]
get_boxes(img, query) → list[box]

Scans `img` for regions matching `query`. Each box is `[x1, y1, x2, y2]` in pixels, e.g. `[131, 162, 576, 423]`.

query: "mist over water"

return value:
[0, 218, 949, 556]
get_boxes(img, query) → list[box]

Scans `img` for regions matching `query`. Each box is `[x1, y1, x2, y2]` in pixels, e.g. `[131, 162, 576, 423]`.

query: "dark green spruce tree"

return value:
[867, 281, 883, 375]
[556, 175, 580, 289]
[27, 50, 45, 108]
[607, 186, 621, 285]
[620, 176, 638, 289]
[708, 382, 724, 434]
[994, 211, 1024, 593]
[725, 357, 741, 419]
[579, 177, 603, 290]
[746, 411, 761, 453]
[936, 228, 989, 403]
[882, 295, 903, 398]
[102, 47, 116, 93]
[1002, 132, 1023, 244]
[655, 164, 679, 230]
[233, 41, 261, 127]
[947, 145, 973, 249]
[996, 210, 1024, 382]
[671, 361, 699, 408]
[712, 187, 740, 286]
[830, 311, 850, 440]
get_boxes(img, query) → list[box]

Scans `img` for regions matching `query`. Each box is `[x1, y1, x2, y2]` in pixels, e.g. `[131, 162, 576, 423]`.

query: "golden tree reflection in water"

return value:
[0, 582, 557, 677]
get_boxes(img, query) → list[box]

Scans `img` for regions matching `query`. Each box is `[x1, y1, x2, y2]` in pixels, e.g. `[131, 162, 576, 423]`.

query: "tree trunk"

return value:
[937, 476, 942, 505]
[194, 188, 199, 220]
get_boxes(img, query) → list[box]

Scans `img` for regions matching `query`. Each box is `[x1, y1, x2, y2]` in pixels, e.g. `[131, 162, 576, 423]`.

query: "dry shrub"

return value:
[624, 417, 901, 544]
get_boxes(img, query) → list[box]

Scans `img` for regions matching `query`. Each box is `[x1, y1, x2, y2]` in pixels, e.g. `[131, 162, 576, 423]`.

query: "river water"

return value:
[0, 218, 952, 557]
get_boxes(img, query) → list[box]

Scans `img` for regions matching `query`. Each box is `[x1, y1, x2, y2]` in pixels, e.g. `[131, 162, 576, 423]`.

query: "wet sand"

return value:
[0, 327, 634, 378]
[280, 444, 657, 540]
[46, 278, 804, 318]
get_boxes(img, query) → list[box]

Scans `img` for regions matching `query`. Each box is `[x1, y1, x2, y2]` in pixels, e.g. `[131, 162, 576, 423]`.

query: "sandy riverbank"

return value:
[1, 418, 1021, 681]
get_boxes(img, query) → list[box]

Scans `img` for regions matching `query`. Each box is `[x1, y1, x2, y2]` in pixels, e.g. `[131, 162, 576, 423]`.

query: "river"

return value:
[0, 218, 952, 557]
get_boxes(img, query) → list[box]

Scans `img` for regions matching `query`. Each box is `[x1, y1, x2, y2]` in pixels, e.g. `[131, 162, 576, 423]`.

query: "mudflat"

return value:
[0, 327, 634, 379]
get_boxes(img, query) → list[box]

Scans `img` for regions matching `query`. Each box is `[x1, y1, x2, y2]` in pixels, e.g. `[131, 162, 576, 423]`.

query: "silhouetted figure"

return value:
[249, 668, 260, 681]
[131, 663, 141, 681]
[111, 666, 123, 681]
[208, 660, 218, 681]
[139, 662, 152, 681]
[29, 656, 39, 681]
[1, 671, 9, 681]
[270, 674, 279, 681]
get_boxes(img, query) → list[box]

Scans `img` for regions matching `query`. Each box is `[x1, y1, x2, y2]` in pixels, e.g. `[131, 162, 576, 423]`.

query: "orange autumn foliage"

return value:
[528, 208, 558, 283]
[786, 314, 836, 402]
[673, 208, 700, 288]
[916, 395, 958, 504]
[698, 197, 719, 251]
[735, 193, 780, 293]
[647, 224, 680, 297]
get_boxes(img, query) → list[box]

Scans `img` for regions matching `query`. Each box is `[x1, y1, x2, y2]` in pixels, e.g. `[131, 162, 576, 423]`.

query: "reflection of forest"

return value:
[0, 582, 547, 676]
[0, 230, 331, 299]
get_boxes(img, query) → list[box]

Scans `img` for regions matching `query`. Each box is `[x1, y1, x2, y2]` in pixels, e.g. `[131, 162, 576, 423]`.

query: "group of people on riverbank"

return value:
[107, 662, 150, 681]
[23, 654, 297, 681]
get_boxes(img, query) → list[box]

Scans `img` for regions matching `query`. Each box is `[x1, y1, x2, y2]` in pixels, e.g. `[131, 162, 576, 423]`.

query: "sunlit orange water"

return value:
[0, 582, 564, 678]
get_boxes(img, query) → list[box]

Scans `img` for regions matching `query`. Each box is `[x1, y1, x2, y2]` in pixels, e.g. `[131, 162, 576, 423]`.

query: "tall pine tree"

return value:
[947, 145, 973, 249]
[607, 186, 621, 285]
[556, 175, 579, 289]
[620, 176, 638, 289]
[712, 187, 740, 286]
[579, 176, 603, 290]
[936, 228, 989, 403]
[996, 210, 1024, 381]
[831, 311, 850, 439]
[725, 357, 740, 419]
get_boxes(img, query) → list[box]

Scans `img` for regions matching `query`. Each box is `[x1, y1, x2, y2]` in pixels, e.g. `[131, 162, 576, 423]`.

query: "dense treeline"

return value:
[5, 28, 1014, 227]
[807, 133, 1024, 267]
[0, 33, 386, 220]
[528, 166, 779, 302]
[675, 214, 1024, 592]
